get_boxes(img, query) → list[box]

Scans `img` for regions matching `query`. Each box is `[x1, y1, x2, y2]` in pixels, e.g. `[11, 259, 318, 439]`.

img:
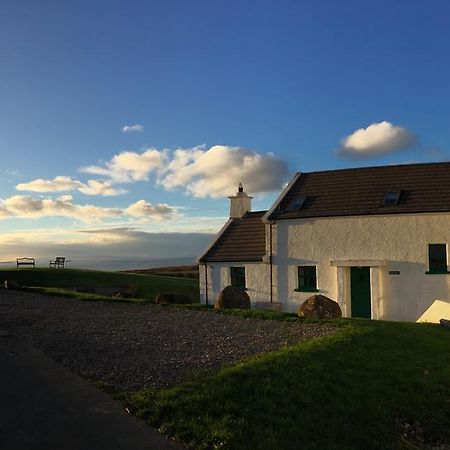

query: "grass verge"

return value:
[0, 267, 199, 301]
[119, 320, 450, 450]
[22, 286, 153, 304]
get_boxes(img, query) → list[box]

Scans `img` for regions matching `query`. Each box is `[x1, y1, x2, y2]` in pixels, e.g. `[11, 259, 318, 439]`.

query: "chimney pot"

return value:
[228, 184, 252, 218]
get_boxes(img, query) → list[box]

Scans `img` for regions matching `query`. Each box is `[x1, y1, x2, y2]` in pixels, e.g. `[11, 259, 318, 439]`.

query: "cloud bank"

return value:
[160, 145, 288, 197]
[82, 145, 288, 198]
[0, 195, 176, 223]
[338, 121, 417, 158]
[122, 124, 144, 133]
[81, 149, 166, 183]
[16, 176, 126, 196]
[0, 227, 214, 265]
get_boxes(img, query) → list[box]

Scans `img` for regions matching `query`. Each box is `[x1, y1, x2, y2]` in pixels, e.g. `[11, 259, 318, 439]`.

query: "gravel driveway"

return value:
[0, 290, 336, 390]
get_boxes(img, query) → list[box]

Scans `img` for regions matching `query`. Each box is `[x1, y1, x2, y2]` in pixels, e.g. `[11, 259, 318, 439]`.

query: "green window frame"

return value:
[296, 266, 318, 292]
[230, 266, 246, 290]
[427, 244, 449, 274]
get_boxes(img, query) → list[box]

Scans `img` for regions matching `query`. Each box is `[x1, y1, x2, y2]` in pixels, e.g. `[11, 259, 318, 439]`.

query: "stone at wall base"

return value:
[215, 286, 251, 309]
[4, 280, 20, 290]
[298, 294, 342, 319]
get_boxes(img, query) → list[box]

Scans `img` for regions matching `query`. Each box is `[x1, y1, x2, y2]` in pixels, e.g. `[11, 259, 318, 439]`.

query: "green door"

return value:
[350, 267, 371, 318]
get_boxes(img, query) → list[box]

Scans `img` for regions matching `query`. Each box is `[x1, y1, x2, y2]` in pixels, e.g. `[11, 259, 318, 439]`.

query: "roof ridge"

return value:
[300, 161, 450, 176]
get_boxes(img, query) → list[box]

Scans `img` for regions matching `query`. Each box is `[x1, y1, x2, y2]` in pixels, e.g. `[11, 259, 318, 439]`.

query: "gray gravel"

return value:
[0, 290, 336, 390]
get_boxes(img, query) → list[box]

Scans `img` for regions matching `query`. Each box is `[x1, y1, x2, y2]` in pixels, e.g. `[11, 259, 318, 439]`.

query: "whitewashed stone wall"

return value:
[199, 262, 271, 306]
[271, 213, 450, 321]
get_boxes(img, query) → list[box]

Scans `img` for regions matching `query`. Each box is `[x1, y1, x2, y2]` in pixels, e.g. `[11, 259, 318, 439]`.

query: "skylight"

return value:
[287, 196, 307, 211]
[382, 191, 401, 206]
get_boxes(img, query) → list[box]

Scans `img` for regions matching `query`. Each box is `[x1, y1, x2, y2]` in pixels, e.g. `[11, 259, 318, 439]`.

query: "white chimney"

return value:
[228, 183, 252, 218]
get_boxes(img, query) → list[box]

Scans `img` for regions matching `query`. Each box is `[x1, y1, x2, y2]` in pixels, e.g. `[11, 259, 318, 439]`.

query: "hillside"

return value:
[0, 268, 200, 301]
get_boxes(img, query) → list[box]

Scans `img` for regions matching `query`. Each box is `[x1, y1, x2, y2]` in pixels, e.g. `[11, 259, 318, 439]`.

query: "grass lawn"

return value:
[0, 268, 199, 301]
[121, 320, 450, 450]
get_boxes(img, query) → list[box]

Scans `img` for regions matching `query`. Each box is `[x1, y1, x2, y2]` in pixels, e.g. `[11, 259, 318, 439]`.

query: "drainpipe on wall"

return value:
[269, 221, 274, 303]
[203, 264, 209, 305]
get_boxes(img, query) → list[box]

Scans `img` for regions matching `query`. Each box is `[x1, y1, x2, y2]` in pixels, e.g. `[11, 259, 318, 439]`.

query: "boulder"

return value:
[155, 292, 192, 305]
[4, 280, 20, 290]
[298, 294, 342, 319]
[215, 286, 251, 310]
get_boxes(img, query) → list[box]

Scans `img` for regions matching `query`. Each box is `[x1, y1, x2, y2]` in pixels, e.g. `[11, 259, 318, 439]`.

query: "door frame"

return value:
[332, 260, 386, 319]
[350, 266, 372, 318]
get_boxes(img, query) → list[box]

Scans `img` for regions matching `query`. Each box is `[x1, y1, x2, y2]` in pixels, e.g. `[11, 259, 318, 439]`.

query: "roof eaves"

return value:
[197, 217, 234, 263]
[201, 256, 264, 263]
[272, 208, 450, 221]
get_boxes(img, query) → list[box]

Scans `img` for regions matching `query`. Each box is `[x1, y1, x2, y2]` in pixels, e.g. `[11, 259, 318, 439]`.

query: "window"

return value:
[230, 266, 246, 290]
[381, 191, 401, 206]
[427, 244, 448, 274]
[296, 266, 318, 291]
[287, 196, 307, 212]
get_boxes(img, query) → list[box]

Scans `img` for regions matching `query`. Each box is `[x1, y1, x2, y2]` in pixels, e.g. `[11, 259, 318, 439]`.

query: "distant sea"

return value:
[0, 257, 197, 272]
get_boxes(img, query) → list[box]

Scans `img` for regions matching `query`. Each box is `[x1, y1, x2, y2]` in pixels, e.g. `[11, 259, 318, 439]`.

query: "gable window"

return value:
[382, 191, 401, 206]
[287, 196, 307, 212]
[230, 266, 246, 290]
[296, 266, 318, 292]
[427, 244, 449, 274]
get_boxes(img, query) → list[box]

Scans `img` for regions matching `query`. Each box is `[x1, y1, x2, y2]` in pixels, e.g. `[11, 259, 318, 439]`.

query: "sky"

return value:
[1, 0, 450, 265]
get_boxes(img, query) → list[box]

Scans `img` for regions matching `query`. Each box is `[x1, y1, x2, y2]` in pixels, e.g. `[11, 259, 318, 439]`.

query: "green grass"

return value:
[120, 320, 450, 450]
[0, 268, 199, 301]
[22, 286, 153, 303]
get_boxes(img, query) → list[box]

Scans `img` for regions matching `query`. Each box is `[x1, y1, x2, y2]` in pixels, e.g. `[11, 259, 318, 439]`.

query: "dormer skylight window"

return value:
[287, 196, 307, 211]
[382, 191, 401, 206]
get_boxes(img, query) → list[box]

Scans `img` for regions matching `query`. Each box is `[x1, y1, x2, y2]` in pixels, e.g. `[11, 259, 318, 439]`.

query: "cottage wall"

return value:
[271, 213, 450, 321]
[199, 262, 271, 306]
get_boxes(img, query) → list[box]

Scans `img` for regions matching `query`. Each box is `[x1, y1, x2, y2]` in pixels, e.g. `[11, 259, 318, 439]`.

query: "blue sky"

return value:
[1, 0, 450, 263]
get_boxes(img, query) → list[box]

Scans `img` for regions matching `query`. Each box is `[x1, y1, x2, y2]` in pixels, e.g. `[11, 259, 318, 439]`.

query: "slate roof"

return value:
[199, 211, 267, 262]
[269, 162, 450, 220]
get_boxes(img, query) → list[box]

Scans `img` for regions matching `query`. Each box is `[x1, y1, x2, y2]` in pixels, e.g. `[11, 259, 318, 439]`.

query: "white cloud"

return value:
[16, 176, 126, 197]
[2, 195, 123, 221]
[16, 176, 83, 193]
[122, 124, 144, 133]
[0, 204, 10, 218]
[81, 149, 167, 183]
[79, 145, 287, 197]
[338, 121, 417, 158]
[159, 145, 288, 197]
[77, 180, 127, 196]
[126, 200, 175, 220]
[0, 195, 176, 223]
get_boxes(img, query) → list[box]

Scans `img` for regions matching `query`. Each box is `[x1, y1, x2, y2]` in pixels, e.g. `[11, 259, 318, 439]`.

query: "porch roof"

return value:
[199, 211, 267, 263]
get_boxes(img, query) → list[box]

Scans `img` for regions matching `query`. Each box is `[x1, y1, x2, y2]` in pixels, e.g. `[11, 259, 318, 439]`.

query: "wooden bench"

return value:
[16, 257, 35, 268]
[50, 257, 65, 268]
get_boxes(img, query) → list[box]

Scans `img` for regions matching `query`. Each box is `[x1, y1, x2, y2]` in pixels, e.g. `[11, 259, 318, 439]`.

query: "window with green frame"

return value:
[427, 244, 449, 274]
[230, 266, 246, 290]
[296, 266, 318, 291]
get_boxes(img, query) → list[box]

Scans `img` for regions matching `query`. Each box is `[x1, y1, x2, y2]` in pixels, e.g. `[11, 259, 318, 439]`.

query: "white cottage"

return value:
[198, 162, 450, 322]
